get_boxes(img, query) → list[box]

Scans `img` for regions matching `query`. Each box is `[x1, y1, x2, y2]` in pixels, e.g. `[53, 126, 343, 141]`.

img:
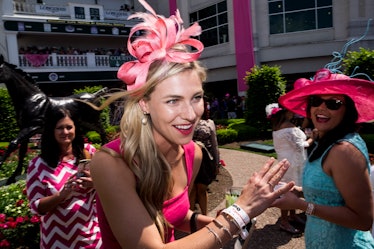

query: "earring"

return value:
[142, 112, 148, 125]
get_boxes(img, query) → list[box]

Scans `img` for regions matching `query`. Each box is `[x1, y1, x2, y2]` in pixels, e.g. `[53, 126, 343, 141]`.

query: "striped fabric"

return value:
[26, 144, 102, 249]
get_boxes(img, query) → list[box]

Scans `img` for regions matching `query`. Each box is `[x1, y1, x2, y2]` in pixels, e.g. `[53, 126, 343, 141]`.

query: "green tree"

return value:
[244, 65, 286, 135]
[0, 88, 18, 141]
[343, 47, 374, 80]
[73, 85, 110, 130]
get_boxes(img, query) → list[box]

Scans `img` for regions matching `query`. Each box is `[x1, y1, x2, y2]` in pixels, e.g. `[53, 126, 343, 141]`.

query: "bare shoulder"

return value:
[90, 149, 136, 188]
[330, 141, 364, 159]
[325, 141, 367, 173]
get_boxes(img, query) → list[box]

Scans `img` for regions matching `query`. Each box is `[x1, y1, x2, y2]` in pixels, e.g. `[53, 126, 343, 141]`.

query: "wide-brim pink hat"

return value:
[279, 69, 374, 123]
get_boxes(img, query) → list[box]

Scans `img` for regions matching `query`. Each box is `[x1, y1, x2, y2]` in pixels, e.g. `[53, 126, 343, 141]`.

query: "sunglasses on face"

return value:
[309, 96, 345, 110]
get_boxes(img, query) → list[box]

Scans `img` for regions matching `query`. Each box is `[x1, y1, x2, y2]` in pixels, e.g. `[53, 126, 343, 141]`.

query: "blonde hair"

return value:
[94, 58, 206, 241]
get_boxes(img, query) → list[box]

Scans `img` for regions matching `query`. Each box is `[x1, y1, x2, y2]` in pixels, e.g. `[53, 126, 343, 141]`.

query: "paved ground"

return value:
[209, 148, 306, 249]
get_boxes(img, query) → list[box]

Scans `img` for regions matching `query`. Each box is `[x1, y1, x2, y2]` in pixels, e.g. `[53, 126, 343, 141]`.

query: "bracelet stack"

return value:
[221, 204, 251, 239]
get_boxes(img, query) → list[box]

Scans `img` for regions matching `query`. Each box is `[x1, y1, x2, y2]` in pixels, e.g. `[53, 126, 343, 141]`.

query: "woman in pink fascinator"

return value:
[90, 1, 294, 248]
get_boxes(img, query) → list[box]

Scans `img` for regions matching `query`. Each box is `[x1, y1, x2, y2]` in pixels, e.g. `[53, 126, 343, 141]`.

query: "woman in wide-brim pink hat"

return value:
[279, 68, 374, 123]
[273, 68, 374, 248]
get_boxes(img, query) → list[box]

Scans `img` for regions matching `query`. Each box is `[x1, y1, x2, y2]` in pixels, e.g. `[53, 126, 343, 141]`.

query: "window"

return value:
[189, 1, 228, 47]
[269, 0, 332, 34]
[69, 3, 104, 21]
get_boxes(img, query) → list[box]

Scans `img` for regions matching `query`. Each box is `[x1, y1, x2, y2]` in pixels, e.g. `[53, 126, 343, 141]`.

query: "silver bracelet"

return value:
[213, 219, 233, 238]
[206, 226, 223, 249]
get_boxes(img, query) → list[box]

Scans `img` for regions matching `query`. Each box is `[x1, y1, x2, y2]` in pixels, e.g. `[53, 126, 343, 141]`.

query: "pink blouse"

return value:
[26, 144, 102, 249]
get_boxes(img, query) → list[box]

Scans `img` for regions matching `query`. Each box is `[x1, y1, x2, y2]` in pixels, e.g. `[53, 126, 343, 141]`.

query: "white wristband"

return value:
[232, 204, 250, 224]
[306, 202, 315, 215]
[222, 204, 251, 239]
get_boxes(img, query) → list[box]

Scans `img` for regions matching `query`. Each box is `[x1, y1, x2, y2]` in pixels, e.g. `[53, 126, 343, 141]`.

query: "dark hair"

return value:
[40, 106, 85, 168]
[308, 95, 359, 162]
[270, 109, 289, 130]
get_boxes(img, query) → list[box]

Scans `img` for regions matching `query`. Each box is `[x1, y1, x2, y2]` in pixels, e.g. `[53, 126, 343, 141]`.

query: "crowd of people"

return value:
[208, 94, 246, 120]
[21, 0, 374, 249]
[19, 45, 130, 56]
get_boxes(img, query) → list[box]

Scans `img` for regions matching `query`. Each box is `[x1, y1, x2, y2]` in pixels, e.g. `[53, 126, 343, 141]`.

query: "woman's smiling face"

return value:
[309, 94, 346, 137]
[140, 69, 204, 146]
[54, 116, 76, 146]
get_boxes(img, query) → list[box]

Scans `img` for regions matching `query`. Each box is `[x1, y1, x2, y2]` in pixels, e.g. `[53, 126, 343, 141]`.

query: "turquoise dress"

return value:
[303, 133, 374, 249]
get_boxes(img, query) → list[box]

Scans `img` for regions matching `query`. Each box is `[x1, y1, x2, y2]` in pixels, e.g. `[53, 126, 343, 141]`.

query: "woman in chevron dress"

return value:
[26, 106, 102, 249]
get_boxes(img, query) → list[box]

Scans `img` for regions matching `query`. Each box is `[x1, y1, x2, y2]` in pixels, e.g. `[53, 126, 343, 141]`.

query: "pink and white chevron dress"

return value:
[26, 144, 102, 249]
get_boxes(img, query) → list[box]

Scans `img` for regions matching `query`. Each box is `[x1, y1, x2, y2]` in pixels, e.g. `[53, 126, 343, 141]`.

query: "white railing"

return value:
[18, 53, 134, 69]
[19, 53, 96, 68]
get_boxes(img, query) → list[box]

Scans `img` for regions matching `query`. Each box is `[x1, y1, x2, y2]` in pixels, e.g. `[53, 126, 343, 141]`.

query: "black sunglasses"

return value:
[309, 96, 344, 110]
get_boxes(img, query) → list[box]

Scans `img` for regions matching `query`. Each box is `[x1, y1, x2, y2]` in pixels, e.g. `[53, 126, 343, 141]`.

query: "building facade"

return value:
[1, 0, 373, 97]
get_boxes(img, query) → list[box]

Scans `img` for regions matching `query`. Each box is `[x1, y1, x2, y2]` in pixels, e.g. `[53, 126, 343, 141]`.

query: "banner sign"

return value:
[4, 20, 132, 36]
[109, 55, 135, 67]
[35, 5, 69, 15]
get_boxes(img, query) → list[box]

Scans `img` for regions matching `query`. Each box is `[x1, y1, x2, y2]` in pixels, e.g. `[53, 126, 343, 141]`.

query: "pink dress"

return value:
[97, 138, 195, 248]
[26, 144, 102, 249]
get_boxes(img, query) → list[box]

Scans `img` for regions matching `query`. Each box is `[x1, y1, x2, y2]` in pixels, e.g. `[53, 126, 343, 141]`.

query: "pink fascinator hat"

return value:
[117, 0, 204, 91]
[265, 103, 282, 119]
[279, 68, 374, 123]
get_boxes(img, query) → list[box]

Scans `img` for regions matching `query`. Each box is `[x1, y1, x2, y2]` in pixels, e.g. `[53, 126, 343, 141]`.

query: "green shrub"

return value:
[86, 131, 101, 144]
[227, 119, 245, 125]
[216, 129, 238, 145]
[73, 85, 111, 130]
[0, 88, 18, 142]
[244, 65, 286, 133]
[227, 123, 260, 141]
[343, 48, 374, 80]
[0, 180, 40, 248]
[105, 125, 120, 141]
[0, 149, 39, 179]
[361, 133, 374, 154]
[214, 119, 230, 126]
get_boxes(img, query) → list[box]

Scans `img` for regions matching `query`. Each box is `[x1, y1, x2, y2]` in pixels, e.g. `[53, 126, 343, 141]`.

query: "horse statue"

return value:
[0, 55, 109, 185]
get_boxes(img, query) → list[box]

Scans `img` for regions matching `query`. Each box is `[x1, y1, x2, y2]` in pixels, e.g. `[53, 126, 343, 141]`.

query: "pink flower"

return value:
[30, 215, 40, 223]
[5, 221, 17, 229]
[0, 214, 6, 223]
[0, 239, 10, 248]
[15, 217, 25, 223]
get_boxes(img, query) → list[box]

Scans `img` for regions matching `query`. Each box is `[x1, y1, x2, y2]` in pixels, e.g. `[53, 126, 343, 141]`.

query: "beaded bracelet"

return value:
[206, 225, 223, 248]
